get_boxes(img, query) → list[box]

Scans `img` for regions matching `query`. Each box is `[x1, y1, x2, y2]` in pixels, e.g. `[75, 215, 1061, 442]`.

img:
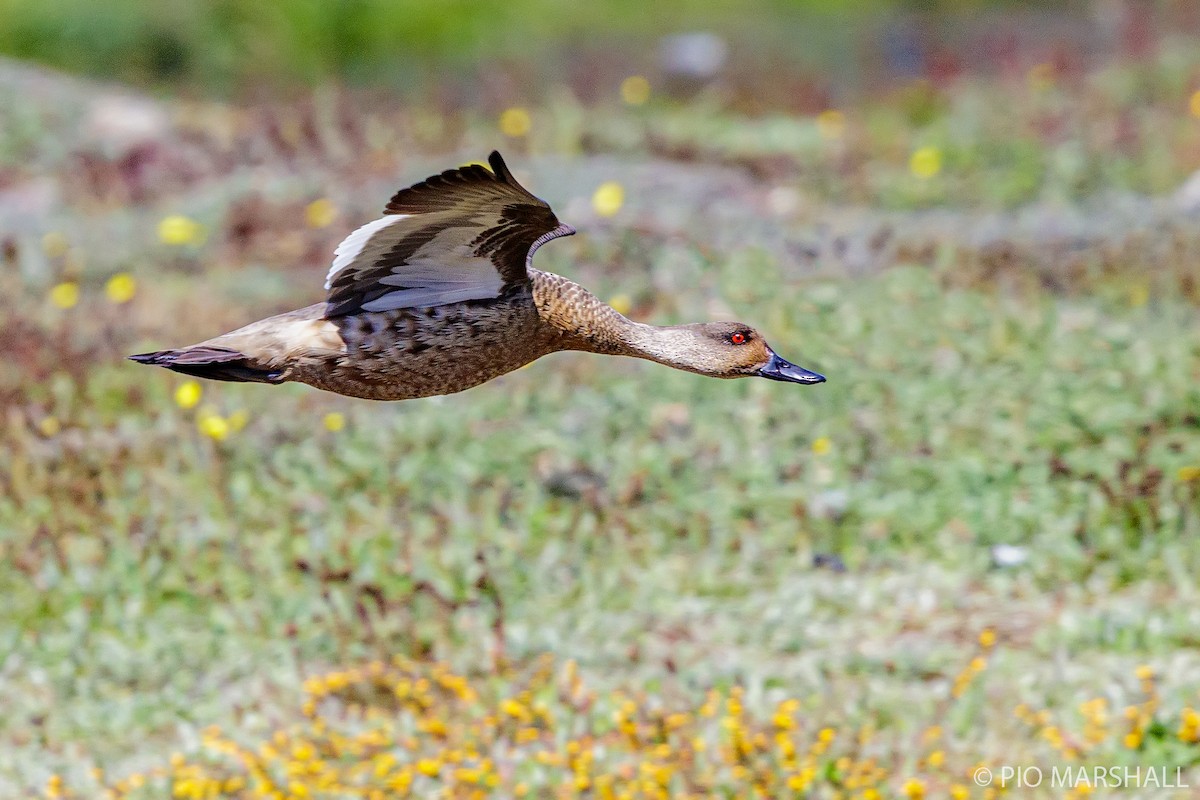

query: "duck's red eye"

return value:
[730, 332, 746, 345]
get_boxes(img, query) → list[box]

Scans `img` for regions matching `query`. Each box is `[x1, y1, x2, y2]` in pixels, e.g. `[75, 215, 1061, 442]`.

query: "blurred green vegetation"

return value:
[6, 249, 1200, 793]
[0, 0, 840, 89]
[3, 2, 1200, 795]
[0, 0, 1045, 92]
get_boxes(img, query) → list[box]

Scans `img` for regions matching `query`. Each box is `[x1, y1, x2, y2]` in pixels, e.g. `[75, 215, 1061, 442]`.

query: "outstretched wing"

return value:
[323, 151, 574, 317]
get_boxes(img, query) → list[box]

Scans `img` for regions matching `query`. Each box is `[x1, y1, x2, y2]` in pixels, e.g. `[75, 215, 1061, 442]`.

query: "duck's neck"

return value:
[530, 270, 708, 373]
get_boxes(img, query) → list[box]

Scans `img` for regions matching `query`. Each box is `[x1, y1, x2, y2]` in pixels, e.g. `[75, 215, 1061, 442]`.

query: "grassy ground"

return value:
[3, 32, 1200, 800]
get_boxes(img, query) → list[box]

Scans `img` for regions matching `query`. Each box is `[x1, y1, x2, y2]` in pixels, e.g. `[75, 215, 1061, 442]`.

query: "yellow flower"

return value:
[812, 436, 832, 455]
[175, 381, 202, 410]
[323, 412, 346, 432]
[416, 758, 440, 776]
[902, 778, 926, 799]
[608, 294, 633, 315]
[198, 410, 230, 441]
[950, 785, 970, 800]
[592, 181, 624, 217]
[1190, 90, 1200, 119]
[49, 281, 79, 309]
[909, 146, 942, 179]
[1177, 466, 1200, 482]
[1134, 664, 1154, 681]
[786, 773, 810, 791]
[158, 214, 203, 246]
[38, 416, 61, 437]
[305, 198, 337, 229]
[928, 750, 945, 768]
[501, 698, 530, 721]
[1123, 731, 1142, 749]
[817, 110, 846, 140]
[979, 628, 997, 649]
[105, 272, 137, 303]
[499, 107, 532, 138]
[620, 75, 651, 106]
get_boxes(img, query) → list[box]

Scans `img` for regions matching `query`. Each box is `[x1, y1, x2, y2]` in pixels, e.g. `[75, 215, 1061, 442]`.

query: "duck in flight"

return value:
[131, 152, 825, 400]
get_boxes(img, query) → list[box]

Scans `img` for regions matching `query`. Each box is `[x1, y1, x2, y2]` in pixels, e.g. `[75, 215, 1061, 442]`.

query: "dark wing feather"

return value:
[324, 152, 574, 317]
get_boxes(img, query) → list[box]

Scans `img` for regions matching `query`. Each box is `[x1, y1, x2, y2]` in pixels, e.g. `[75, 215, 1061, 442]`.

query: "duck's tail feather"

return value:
[128, 346, 284, 384]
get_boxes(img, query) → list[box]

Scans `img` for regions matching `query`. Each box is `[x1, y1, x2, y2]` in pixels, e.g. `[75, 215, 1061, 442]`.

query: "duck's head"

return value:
[682, 322, 826, 385]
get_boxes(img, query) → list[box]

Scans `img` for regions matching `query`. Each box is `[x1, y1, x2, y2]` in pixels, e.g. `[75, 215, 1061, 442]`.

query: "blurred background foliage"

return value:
[0, 0, 1139, 94]
[3, 1, 1200, 797]
[0, 0, 862, 90]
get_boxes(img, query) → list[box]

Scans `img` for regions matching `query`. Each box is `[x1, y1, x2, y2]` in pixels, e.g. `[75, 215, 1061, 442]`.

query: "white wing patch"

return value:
[324, 213, 506, 312]
[325, 214, 407, 290]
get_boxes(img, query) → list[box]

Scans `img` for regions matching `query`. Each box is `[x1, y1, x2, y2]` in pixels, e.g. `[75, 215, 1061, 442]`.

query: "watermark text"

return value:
[973, 765, 1188, 790]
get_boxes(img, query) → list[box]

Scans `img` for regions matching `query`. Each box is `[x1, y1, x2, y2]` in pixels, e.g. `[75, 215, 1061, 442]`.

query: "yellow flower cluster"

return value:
[1124, 665, 1159, 750]
[1179, 707, 1200, 744]
[171, 380, 249, 440]
[950, 656, 987, 699]
[1014, 664, 1200, 762]
[949, 629, 997, 699]
[50, 652, 1199, 800]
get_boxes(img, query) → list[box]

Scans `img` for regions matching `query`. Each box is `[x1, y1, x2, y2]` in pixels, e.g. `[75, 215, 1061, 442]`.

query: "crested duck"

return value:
[131, 152, 825, 400]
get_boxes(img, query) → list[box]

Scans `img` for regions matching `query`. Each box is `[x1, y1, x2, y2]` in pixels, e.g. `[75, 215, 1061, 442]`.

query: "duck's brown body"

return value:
[217, 271, 602, 401]
[314, 286, 554, 400]
[131, 152, 825, 398]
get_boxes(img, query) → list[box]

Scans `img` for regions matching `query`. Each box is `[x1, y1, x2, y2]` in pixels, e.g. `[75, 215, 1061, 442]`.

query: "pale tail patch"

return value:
[275, 317, 344, 354]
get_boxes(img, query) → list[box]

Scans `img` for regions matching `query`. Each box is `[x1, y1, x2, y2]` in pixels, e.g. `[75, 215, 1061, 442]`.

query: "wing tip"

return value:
[488, 151, 511, 182]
